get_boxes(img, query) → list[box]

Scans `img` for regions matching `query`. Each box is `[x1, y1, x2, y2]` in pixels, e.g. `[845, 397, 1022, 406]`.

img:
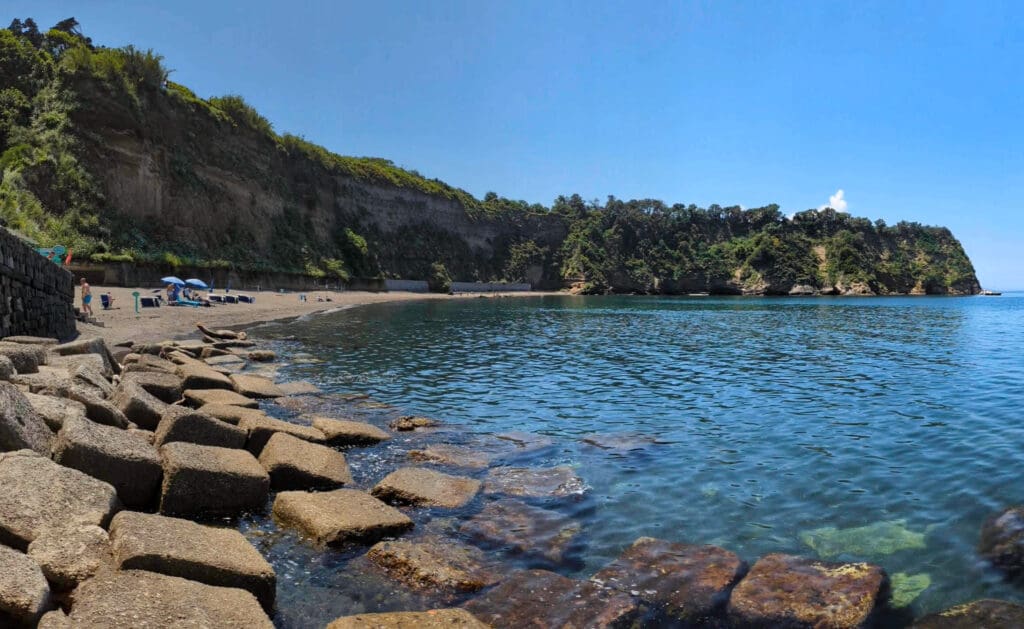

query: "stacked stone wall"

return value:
[0, 229, 76, 340]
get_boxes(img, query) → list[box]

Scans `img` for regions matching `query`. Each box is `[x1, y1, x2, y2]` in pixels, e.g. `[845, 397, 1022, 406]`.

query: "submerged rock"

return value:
[311, 416, 390, 446]
[0, 381, 53, 455]
[159, 442, 269, 517]
[409, 444, 493, 469]
[366, 537, 500, 593]
[278, 380, 322, 396]
[463, 569, 639, 628]
[591, 537, 746, 624]
[52, 416, 163, 508]
[912, 599, 1024, 628]
[483, 465, 587, 499]
[800, 519, 928, 559]
[728, 553, 888, 628]
[979, 506, 1024, 579]
[0, 544, 52, 625]
[27, 525, 112, 590]
[248, 350, 276, 362]
[327, 609, 487, 629]
[0, 450, 120, 550]
[459, 500, 582, 564]
[272, 488, 413, 545]
[390, 415, 441, 431]
[258, 432, 353, 490]
[109, 511, 276, 610]
[372, 467, 481, 509]
[890, 572, 932, 608]
[56, 569, 272, 628]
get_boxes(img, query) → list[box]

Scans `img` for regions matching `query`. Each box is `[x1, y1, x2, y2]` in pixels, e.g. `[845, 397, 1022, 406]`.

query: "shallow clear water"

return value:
[253, 293, 1024, 624]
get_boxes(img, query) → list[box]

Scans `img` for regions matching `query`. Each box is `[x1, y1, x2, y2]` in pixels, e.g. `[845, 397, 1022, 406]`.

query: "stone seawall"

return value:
[0, 229, 75, 341]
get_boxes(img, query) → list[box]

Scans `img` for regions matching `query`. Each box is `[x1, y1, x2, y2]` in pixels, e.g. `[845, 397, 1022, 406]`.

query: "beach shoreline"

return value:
[75, 287, 562, 346]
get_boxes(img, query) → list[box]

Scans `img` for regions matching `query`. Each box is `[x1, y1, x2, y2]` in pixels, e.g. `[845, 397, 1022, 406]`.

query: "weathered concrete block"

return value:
[52, 416, 162, 508]
[109, 511, 276, 610]
[24, 391, 86, 432]
[239, 414, 325, 455]
[108, 378, 169, 430]
[273, 489, 413, 545]
[55, 569, 272, 628]
[0, 381, 53, 455]
[0, 341, 45, 373]
[176, 363, 233, 390]
[312, 416, 390, 446]
[258, 431, 352, 490]
[121, 370, 183, 403]
[183, 388, 259, 408]
[27, 525, 112, 590]
[154, 406, 247, 449]
[0, 544, 52, 625]
[159, 442, 269, 517]
[0, 449, 120, 550]
[230, 373, 284, 398]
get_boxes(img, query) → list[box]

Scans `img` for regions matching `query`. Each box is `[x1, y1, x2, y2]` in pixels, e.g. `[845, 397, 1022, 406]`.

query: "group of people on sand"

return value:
[166, 283, 212, 306]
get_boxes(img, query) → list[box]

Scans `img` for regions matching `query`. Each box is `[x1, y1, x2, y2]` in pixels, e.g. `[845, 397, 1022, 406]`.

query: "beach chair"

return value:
[238, 294, 254, 304]
[224, 295, 237, 304]
[208, 294, 224, 303]
[140, 296, 159, 308]
[100, 294, 112, 310]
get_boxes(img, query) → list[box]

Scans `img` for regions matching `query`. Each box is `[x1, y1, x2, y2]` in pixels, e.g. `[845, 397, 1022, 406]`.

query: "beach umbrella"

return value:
[161, 276, 185, 286]
[185, 278, 209, 289]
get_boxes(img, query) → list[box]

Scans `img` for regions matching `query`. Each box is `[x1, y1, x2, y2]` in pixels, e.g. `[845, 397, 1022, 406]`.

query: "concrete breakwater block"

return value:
[159, 442, 269, 517]
[52, 416, 162, 508]
[727, 553, 888, 628]
[23, 391, 86, 432]
[120, 370, 183, 403]
[591, 537, 747, 624]
[272, 488, 413, 545]
[239, 415, 326, 455]
[0, 341, 46, 373]
[109, 511, 276, 610]
[176, 363, 234, 391]
[230, 374, 284, 399]
[154, 406, 247, 449]
[0, 544, 52, 625]
[0, 449, 120, 550]
[366, 537, 500, 594]
[200, 403, 267, 425]
[372, 467, 481, 509]
[40, 569, 272, 628]
[0, 381, 53, 455]
[463, 569, 639, 628]
[182, 388, 259, 409]
[27, 525, 112, 590]
[108, 379, 169, 430]
[311, 416, 391, 446]
[258, 432, 352, 490]
[327, 609, 488, 628]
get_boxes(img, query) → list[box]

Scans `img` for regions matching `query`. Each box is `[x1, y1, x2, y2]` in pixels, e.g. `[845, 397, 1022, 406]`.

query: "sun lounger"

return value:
[223, 295, 237, 304]
[208, 294, 224, 303]
[140, 296, 160, 308]
[237, 294, 254, 304]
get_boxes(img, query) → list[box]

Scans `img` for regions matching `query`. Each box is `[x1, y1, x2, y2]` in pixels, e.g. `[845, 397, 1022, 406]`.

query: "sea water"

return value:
[250, 294, 1024, 626]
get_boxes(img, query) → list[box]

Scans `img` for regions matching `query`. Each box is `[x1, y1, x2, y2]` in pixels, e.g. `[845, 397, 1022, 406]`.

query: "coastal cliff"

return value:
[0, 19, 981, 295]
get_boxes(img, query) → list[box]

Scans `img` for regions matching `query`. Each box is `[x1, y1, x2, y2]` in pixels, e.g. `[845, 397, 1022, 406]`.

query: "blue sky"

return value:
[14, 1, 1024, 288]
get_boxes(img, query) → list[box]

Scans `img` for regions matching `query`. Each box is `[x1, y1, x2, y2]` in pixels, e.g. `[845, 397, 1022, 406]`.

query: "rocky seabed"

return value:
[0, 326, 1021, 628]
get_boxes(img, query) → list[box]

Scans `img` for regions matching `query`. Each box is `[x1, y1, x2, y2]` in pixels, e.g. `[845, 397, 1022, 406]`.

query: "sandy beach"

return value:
[76, 286, 559, 345]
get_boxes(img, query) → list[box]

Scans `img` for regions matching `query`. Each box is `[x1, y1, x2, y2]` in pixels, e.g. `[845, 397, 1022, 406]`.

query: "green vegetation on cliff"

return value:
[0, 18, 980, 295]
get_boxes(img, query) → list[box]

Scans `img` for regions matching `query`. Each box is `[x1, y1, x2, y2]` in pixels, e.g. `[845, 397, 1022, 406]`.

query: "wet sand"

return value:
[76, 286, 558, 345]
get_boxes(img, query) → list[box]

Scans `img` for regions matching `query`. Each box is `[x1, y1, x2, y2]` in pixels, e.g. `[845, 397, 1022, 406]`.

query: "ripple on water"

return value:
[253, 294, 1024, 624]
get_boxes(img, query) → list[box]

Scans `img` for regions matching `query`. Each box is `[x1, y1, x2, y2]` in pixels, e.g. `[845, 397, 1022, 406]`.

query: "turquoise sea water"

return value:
[252, 293, 1024, 625]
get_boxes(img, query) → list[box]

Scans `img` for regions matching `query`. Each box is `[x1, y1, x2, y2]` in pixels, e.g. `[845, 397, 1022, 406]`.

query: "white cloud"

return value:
[819, 189, 848, 213]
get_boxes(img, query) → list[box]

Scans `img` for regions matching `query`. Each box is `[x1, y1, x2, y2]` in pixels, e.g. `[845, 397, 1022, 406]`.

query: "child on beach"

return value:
[79, 278, 93, 316]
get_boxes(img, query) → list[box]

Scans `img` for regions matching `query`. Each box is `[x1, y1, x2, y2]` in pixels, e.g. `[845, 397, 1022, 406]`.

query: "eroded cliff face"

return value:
[69, 79, 566, 284]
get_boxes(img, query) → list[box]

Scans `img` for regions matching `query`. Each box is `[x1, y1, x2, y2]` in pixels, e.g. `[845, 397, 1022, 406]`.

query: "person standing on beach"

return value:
[80, 277, 93, 316]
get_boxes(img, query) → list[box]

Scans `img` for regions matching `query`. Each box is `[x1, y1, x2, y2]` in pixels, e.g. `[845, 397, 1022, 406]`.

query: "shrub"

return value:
[427, 261, 452, 293]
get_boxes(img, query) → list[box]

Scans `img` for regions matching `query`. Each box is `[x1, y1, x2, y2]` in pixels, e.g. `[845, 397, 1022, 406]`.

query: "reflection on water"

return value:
[255, 294, 1024, 624]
